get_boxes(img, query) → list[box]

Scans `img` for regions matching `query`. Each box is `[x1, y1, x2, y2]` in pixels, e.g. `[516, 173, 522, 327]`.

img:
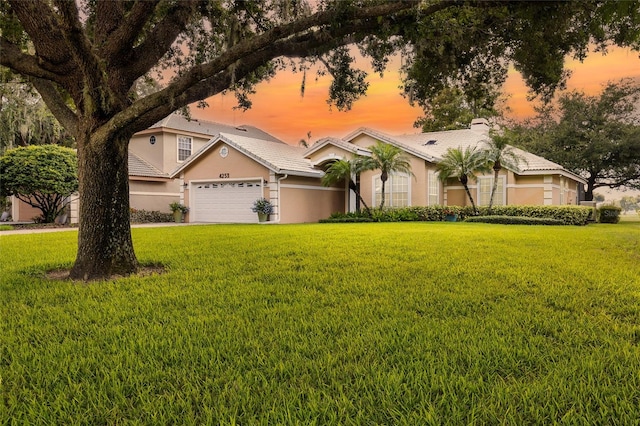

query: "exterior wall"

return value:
[129, 179, 179, 212]
[409, 157, 428, 206]
[306, 144, 356, 166]
[9, 196, 78, 223]
[345, 134, 432, 208]
[131, 128, 213, 174]
[279, 176, 345, 223]
[10, 197, 42, 222]
[129, 132, 166, 171]
[362, 155, 429, 208]
[181, 143, 270, 183]
[443, 182, 472, 207]
[180, 142, 271, 220]
[508, 175, 544, 205]
[349, 133, 378, 149]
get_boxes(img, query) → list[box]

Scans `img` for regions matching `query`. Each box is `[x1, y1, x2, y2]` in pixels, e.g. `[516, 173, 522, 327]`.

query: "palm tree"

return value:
[436, 146, 491, 215]
[483, 131, 527, 213]
[321, 158, 371, 215]
[360, 141, 414, 209]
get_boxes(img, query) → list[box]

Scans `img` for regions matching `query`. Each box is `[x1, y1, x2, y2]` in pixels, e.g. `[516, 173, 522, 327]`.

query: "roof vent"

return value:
[423, 139, 437, 146]
[235, 127, 248, 132]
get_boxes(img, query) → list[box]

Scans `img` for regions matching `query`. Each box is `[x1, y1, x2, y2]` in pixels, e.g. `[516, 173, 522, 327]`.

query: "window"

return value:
[428, 171, 439, 205]
[178, 135, 192, 161]
[374, 174, 409, 207]
[478, 176, 505, 206]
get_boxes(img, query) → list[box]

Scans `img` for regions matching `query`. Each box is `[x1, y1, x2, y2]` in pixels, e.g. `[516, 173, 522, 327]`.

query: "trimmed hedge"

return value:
[465, 215, 565, 225]
[130, 209, 173, 224]
[321, 205, 592, 225]
[598, 205, 621, 224]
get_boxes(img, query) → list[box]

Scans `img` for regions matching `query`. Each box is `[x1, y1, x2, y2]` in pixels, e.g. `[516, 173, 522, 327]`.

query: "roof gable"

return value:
[344, 127, 438, 163]
[171, 133, 323, 178]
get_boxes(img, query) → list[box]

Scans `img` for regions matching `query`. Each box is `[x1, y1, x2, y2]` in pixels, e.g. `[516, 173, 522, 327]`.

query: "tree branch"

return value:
[7, 1, 73, 68]
[94, 1, 126, 47]
[0, 38, 65, 83]
[146, 1, 422, 106]
[53, 0, 108, 113]
[100, 0, 162, 64]
[97, 1, 456, 140]
[122, 0, 201, 85]
[29, 78, 79, 137]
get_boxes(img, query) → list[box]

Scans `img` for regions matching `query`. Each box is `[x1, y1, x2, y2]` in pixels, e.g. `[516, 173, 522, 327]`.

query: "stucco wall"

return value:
[130, 180, 179, 212]
[180, 142, 271, 220]
[129, 133, 166, 171]
[131, 128, 212, 174]
[306, 144, 355, 166]
[280, 176, 345, 223]
[11, 197, 42, 222]
[181, 143, 270, 183]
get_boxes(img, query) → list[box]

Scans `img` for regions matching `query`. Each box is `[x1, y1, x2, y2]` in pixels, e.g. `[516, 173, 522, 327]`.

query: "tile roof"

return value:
[171, 133, 323, 178]
[304, 136, 372, 158]
[391, 129, 573, 174]
[345, 126, 584, 182]
[128, 152, 168, 178]
[150, 113, 284, 143]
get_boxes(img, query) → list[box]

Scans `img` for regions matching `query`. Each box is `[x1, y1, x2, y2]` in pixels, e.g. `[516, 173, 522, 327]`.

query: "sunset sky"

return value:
[191, 47, 640, 146]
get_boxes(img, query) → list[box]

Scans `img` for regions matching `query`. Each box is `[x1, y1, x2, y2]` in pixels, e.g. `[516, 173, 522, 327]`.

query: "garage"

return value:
[191, 180, 263, 223]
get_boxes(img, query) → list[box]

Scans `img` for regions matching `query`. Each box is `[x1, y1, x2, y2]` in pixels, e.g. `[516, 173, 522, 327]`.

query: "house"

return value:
[170, 117, 585, 223]
[304, 119, 586, 211]
[6, 115, 586, 223]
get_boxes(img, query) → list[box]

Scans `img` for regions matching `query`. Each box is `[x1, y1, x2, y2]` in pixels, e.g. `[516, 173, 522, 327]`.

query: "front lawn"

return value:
[2, 222, 639, 424]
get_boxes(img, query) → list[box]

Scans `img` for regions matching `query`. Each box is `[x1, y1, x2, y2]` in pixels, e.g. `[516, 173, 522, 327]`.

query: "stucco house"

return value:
[5, 115, 587, 223]
[169, 117, 585, 223]
[305, 119, 586, 211]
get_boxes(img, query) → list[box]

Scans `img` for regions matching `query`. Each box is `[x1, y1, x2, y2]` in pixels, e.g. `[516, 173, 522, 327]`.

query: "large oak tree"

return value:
[1, 0, 638, 280]
[511, 80, 640, 201]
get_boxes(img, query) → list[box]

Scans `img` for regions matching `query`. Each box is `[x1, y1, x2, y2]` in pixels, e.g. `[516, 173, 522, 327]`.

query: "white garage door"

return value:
[192, 180, 263, 223]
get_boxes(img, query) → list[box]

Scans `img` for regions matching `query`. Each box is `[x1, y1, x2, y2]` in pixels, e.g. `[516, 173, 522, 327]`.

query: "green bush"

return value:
[130, 209, 173, 223]
[322, 205, 592, 225]
[598, 205, 621, 224]
[465, 215, 565, 225]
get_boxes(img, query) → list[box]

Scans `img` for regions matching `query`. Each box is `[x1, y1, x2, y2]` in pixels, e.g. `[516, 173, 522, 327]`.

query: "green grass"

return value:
[2, 222, 640, 424]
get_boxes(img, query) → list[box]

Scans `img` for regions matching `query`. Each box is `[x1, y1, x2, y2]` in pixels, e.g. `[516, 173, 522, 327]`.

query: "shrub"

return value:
[320, 212, 374, 223]
[251, 198, 273, 215]
[465, 215, 565, 225]
[321, 205, 592, 225]
[130, 209, 173, 223]
[169, 202, 189, 214]
[598, 205, 621, 224]
[0, 145, 78, 223]
[476, 205, 592, 225]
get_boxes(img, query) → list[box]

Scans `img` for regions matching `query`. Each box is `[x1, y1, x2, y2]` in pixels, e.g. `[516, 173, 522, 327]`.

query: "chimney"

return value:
[470, 118, 490, 133]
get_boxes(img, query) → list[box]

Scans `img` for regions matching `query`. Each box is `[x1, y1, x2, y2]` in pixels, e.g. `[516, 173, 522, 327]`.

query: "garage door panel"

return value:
[192, 181, 262, 223]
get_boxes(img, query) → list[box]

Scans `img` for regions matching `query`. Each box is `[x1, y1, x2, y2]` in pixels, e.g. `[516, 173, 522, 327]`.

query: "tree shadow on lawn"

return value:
[44, 263, 166, 282]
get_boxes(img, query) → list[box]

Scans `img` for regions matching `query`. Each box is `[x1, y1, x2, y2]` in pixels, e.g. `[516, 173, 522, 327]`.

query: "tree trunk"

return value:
[460, 175, 478, 215]
[349, 179, 371, 216]
[379, 172, 388, 209]
[69, 132, 138, 280]
[584, 174, 597, 201]
[488, 162, 501, 214]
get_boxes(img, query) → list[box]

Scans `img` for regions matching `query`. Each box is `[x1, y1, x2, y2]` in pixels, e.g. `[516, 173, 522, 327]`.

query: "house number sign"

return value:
[219, 173, 230, 178]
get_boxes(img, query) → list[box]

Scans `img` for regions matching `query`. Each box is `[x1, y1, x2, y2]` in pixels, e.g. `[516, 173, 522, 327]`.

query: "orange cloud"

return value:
[193, 47, 640, 144]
